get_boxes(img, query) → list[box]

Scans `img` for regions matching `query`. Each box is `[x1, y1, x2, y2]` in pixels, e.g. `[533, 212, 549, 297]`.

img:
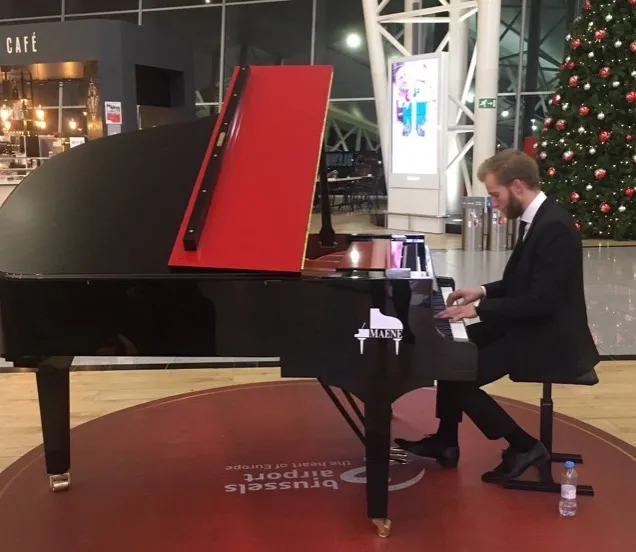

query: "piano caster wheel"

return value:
[390, 446, 408, 464]
[372, 518, 392, 538]
[49, 473, 71, 492]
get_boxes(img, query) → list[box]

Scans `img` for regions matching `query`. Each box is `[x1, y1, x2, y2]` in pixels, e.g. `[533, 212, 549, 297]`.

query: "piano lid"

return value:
[168, 65, 333, 273]
[0, 116, 216, 277]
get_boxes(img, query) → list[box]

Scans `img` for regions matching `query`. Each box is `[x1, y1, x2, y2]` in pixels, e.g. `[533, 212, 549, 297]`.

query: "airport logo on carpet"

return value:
[355, 308, 403, 354]
[223, 460, 425, 495]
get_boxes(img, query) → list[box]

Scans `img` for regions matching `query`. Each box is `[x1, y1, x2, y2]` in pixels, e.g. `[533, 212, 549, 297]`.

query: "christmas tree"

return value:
[536, 0, 636, 240]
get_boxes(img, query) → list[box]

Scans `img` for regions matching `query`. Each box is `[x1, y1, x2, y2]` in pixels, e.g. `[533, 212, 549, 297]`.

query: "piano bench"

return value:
[503, 368, 599, 497]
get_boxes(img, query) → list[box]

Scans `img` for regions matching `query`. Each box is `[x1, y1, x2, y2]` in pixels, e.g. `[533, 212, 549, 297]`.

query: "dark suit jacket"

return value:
[475, 196, 599, 382]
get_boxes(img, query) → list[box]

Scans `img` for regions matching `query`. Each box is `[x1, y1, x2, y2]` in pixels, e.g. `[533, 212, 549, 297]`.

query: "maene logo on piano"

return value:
[355, 308, 403, 355]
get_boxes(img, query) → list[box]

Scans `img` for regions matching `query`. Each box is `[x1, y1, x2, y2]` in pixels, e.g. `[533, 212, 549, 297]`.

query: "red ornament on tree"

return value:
[631, 41, 636, 52]
[627, 134, 634, 142]
[567, 60, 576, 70]
[600, 67, 611, 78]
[583, 0, 591, 8]
[594, 29, 607, 41]
[599, 131, 611, 143]
[562, 150, 575, 162]
[552, 94, 562, 105]
[600, 202, 611, 214]
[595, 168, 607, 180]
[556, 119, 567, 130]
[544, 117, 553, 128]
[572, 38, 583, 49]
[575, 222, 581, 231]
[569, 76, 580, 87]
[547, 167, 557, 177]
[579, 105, 590, 116]
[627, 91, 636, 103]
[630, 0, 636, 6]
[626, 187, 635, 197]
[570, 192, 580, 202]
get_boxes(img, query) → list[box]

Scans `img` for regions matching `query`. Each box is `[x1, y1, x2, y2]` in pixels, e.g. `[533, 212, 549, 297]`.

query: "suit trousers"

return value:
[436, 321, 522, 440]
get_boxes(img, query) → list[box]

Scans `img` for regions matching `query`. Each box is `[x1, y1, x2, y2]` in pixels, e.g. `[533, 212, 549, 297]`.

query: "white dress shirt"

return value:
[518, 191, 547, 241]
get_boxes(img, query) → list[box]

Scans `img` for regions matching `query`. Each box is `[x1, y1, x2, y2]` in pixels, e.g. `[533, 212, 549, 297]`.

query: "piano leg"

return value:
[365, 343, 393, 538]
[35, 356, 73, 492]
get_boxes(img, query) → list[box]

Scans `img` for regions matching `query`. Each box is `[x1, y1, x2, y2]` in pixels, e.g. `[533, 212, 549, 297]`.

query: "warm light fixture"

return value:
[35, 107, 45, 120]
[346, 33, 362, 49]
[68, 119, 77, 131]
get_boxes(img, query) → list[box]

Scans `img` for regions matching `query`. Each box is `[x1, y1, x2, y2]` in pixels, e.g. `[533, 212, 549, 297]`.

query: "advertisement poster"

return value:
[390, 57, 439, 175]
[104, 101, 122, 125]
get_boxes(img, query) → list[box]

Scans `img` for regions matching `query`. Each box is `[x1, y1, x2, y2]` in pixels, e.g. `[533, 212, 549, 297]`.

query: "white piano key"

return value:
[440, 286, 470, 342]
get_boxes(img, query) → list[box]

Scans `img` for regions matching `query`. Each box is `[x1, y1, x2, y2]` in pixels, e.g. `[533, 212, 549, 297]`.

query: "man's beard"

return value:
[505, 194, 524, 219]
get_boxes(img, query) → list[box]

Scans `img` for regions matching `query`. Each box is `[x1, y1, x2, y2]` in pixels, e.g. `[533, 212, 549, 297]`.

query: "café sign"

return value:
[4, 33, 38, 55]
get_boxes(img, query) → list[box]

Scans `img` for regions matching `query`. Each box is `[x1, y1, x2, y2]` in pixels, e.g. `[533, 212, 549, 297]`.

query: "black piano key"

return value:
[431, 291, 453, 338]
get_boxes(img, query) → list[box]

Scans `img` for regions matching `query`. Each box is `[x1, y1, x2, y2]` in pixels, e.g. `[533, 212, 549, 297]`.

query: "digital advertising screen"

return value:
[389, 55, 440, 176]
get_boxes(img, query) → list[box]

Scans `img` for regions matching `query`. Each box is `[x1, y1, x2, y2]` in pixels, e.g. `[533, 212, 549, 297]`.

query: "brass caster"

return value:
[372, 518, 392, 538]
[49, 473, 71, 492]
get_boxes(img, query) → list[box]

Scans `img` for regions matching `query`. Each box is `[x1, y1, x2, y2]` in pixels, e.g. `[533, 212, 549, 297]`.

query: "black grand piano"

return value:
[0, 65, 477, 537]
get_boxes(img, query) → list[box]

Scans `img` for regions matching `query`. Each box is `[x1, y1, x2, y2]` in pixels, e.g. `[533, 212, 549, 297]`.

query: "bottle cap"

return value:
[565, 460, 575, 469]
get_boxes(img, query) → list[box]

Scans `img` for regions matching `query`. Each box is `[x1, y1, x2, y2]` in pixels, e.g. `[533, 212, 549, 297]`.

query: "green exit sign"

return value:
[478, 98, 497, 108]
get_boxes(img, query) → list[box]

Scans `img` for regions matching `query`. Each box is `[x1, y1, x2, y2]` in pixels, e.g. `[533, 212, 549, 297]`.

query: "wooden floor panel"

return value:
[0, 361, 632, 472]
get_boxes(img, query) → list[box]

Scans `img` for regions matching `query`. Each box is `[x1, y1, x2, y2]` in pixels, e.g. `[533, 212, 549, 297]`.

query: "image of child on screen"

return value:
[391, 59, 438, 175]
[393, 62, 412, 135]
[392, 61, 434, 137]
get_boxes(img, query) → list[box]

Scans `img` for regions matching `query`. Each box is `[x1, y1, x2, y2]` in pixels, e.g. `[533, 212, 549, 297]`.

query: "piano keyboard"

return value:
[432, 286, 470, 342]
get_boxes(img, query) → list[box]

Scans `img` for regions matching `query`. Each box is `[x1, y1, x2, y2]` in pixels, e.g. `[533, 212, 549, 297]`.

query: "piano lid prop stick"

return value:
[183, 66, 251, 252]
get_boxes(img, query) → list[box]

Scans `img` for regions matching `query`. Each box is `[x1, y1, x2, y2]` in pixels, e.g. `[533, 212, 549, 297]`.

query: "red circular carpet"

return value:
[0, 381, 634, 551]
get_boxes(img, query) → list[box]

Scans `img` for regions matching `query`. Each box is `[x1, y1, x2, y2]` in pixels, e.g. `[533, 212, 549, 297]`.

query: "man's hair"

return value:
[476, 149, 541, 189]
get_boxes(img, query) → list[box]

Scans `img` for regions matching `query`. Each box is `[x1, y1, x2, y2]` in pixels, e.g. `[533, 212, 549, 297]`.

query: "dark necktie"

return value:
[517, 220, 528, 246]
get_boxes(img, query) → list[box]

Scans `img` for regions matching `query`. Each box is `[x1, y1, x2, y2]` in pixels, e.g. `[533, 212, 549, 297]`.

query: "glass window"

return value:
[62, 108, 88, 135]
[0, 0, 62, 19]
[144, 0, 221, 7]
[31, 80, 62, 107]
[142, 7, 223, 103]
[495, 98, 519, 150]
[325, 100, 379, 154]
[65, 0, 138, 14]
[224, 0, 313, 90]
[498, 0, 526, 95]
[519, 0, 569, 93]
[315, 0, 372, 99]
[62, 80, 88, 107]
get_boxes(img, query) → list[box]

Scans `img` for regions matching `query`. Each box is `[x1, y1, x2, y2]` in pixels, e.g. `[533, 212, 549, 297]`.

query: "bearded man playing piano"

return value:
[395, 149, 599, 483]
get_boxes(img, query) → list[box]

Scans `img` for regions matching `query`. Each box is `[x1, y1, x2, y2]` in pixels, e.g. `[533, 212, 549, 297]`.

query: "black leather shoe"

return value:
[482, 447, 515, 483]
[393, 436, 459, 467]
[482, 441, 549, 483]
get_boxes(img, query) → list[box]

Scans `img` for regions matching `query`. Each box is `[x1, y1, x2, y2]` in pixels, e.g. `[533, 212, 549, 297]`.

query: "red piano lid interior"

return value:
[168, 65, 333, 272]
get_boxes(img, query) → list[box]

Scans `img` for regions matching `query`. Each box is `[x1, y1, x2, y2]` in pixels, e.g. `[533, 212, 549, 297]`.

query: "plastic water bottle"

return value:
[559, 461, 578, 517]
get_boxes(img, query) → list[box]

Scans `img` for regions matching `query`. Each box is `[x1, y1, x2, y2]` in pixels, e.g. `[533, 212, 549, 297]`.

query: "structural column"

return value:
[472, 0, 502, 195]
[447, 0, 469, 213]
[362, 0, 390, 169]
[403, 0, 416, 53]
